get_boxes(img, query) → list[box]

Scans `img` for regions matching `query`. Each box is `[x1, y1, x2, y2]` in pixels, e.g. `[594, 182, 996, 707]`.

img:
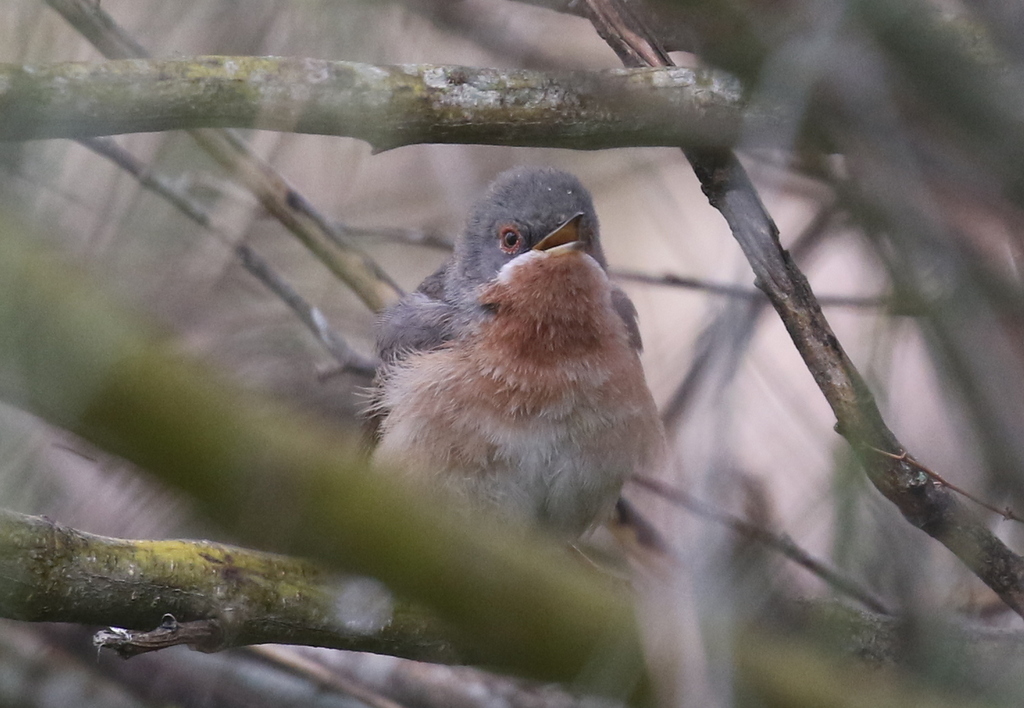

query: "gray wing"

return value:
[378, 272, 642, 361]
[611, 286, 643, 352]
[369, 264, 456, 443]
[375, 263, 455, 365]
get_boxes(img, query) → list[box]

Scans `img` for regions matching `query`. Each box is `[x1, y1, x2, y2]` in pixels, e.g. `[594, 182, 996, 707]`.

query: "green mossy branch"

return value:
[0, 509, 453, 661]
[0, 57, 767, 150]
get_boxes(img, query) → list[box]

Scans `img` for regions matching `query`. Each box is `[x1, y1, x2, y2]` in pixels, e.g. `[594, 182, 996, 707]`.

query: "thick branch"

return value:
[0, 509, 451, 661]
[338, 223, 888, 309]
[0, 57, 760, 149]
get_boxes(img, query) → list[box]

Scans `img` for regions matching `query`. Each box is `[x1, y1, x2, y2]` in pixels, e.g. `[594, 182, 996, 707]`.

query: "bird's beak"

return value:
[533, 212, 586, 255]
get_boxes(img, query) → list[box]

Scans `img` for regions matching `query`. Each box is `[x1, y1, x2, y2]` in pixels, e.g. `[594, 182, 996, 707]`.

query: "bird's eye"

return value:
[498, 226, 522, 253]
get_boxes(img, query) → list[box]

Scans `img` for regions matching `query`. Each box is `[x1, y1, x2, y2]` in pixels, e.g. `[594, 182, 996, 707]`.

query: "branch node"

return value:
[94, 617, 226, 659]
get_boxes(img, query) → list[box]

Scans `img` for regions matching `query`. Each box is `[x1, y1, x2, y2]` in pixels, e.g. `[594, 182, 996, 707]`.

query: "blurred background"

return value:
[3, 0, 1024, 706]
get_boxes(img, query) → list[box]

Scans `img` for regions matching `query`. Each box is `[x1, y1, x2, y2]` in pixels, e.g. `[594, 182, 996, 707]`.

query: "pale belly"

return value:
[373, 346, 662, 537]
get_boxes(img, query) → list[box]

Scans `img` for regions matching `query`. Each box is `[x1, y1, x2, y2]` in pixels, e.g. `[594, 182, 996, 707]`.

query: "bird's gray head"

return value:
[445, 167, 605, 306]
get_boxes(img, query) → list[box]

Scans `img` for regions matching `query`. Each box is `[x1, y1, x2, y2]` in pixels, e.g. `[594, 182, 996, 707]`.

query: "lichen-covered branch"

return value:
[0, 56, 759, 150]
[0, 507, 1003, 708]
[0, 509, 453, 661]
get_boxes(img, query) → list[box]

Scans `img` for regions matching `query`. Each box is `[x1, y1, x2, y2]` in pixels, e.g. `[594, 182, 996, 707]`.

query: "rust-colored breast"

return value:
[373, 250, 665, 535]
[480, 252, 614, 357]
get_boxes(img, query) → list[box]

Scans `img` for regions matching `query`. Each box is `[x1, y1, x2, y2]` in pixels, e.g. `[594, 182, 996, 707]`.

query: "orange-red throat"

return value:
[480, 235, 627, 365]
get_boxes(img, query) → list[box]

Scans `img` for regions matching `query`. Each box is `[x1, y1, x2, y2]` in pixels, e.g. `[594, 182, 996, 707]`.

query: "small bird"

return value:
[370, 167, 665, 538]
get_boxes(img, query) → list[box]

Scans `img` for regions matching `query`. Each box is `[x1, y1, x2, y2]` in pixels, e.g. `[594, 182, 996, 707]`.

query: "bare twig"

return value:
[399, 0, 589, 69]
[339, 224, 455, 251]
[688, 147, 1024, 618]
[43, 0, 402, 313]
[659, 203, 837, 431]
[247, 646, 408, 708]
[329, 218, 886, 308]
[235, 247, 378, 376]
[248, 644, 612, 708]
[96, 624, 410, 708]
[581, 0, 1024, 619]
[717, 164, 1024, 616]
[80, 137, 377, 377]
[630, 475, 892, 615]
[611, 269, 888, 309]
[865, 446, 1024, 524]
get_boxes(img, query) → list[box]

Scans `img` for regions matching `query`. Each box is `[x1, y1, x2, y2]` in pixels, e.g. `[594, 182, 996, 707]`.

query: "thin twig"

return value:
[336, 224, 455, 251]
[659, 203, 837, 431]
[865, 446, 1024, 524]
[630, 475, 892, 615]
[80, 137, 377, 377]
[611, 269, 889, 309]
[334, 217, 887, 308]
[247, 646, 408, 708]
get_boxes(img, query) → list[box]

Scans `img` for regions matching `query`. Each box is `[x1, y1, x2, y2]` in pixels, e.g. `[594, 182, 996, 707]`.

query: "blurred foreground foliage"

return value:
[3, 0, 1024, 707]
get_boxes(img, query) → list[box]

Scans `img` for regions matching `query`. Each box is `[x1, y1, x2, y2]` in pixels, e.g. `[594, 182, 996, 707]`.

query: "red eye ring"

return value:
[498, 225, 522, 253]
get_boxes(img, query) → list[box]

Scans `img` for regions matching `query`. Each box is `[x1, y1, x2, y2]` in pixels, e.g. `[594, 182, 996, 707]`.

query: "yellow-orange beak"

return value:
[533, 212, 586, 254]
